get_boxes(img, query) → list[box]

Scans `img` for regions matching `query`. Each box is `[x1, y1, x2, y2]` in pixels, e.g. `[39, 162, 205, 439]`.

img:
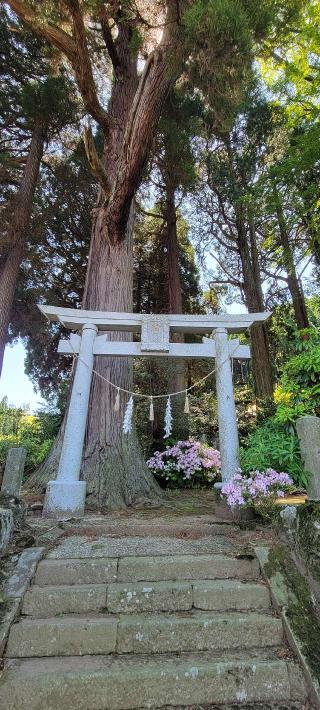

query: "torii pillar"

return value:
[214, 328, 240, 482]
[43, 323, 97, 518]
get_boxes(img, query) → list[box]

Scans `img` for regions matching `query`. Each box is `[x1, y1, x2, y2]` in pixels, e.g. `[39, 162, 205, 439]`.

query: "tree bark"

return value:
[223, 139, 273, 398]
[79, 207, 161, 508]
[166, 185, 183, 315]
[94, 13, 187, 497]
[165, 178, 188, 439]
[236, 207, 274, 398]
[0, 118, 47, 377]
[273, 186, 309, 329]
[72, 15, 185, 507]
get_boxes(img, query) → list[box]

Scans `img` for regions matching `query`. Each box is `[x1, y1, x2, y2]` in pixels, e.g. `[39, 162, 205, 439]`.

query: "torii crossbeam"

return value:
[38, 305, 271, 518]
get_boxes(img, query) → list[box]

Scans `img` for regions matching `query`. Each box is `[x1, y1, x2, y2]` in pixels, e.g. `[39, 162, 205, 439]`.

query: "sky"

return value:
[0, 341, 45, 412]
[0, 302, 247, 412]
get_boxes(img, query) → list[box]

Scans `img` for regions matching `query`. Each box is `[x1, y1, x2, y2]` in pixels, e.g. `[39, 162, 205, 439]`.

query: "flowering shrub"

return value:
[274, 328, 320, 425]
[221, 469, 293, 514]
[240, 419, 305, 487]
[147, 439, 221, 488]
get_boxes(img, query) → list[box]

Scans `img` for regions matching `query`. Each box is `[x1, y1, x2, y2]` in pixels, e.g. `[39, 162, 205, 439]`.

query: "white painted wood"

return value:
[43, 323, 98, 519]
[58, 338, 216, 358]
[214, 328, 240, 483]
[43, 480, 86, 519]
[58, 335, 251, 360]
[202, 337, 251, 359]
[57, 323, 97, 483]
[57, 333, 81, 354]
[39, 304, 271, 334]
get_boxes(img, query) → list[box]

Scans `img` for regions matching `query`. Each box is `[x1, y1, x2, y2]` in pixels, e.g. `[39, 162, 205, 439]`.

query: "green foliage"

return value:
[21, 73, 78, 131]
[0, 5, 53, 201]
[260, 0, 320, 116]
[274, 328, 320, 425]
[268, 301, 320, 375]
[183, 0, 303, 128]
[0, 398, 61, 475]
[183, 0, 253, 126]
[11, 141, 95, 402]
[133, 208, 203, 316]
[184, 0, 251, 54]
[153, 461, 214, 490]
[159, 95, 199, 193]
[240, 418, 306, 487]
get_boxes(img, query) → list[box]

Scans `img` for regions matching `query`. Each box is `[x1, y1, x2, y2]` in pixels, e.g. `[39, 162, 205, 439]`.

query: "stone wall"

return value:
[296, 415, 320, 501]
[0, 494, 27, 557]
[281, 502, 320, 601]
[0, 507, 14, 557]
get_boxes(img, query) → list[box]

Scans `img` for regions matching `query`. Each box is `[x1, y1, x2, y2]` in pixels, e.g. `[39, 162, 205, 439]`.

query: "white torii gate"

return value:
[38, 305, 271, 518]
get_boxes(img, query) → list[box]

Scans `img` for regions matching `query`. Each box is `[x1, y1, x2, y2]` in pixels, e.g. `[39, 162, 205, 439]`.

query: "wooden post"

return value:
[214, 327, 240, 483]
[43, 323, 98, 518]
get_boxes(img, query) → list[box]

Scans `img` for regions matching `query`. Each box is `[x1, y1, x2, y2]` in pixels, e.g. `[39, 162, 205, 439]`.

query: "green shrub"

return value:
[240, 418, 306, 488]
[274, 328, 320, 425]
[0, 433, 54, 474]
[241, 328, 319, 491]
[0, 398, 58, 475]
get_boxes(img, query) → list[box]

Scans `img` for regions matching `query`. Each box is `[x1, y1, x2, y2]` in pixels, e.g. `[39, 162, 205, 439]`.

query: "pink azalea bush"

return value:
[147, 439, 221, 488]
[221, 469, 293, 512]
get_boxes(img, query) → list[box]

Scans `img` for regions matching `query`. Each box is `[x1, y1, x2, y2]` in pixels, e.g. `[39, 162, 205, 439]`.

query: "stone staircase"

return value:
[0, 547, 309, 709]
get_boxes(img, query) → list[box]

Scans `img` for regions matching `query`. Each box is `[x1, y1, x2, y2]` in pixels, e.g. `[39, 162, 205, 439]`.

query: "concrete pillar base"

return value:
[43, 480, 86, 519]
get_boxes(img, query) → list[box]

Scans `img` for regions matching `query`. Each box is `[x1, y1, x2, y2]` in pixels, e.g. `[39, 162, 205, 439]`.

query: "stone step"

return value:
[6, 611, 282, 658]
[0, 653, 305, 709]
[117, 554, 260, 582]
[35, 557, 118, 586]
[35, 555, 260, 586]
[192, 579, 270, 612]
[117, 611, 283, 654]
[6, 616, 118, 658]
[34, 553, 260, 587]
[22, 579, 270, 618]
[107, 580, 193, 614]
[22, 584, 108, 617]
[107, 578, 270, 614]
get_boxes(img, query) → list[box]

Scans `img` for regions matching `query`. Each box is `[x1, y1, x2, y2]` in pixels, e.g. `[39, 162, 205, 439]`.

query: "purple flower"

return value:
[146, 439, 221, 484]
[221, 468, 293, 508]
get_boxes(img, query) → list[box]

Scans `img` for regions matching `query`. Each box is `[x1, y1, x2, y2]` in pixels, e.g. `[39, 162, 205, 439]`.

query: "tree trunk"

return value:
[237, 208, 274, 398]
[21, 1, 186, 506]
[165, 179, 188, 439]
[166, 185, 183, 315]
[0, 118, 47, 377]
[28, 202, 162, 507]
[224, 139, 273, 399]
[27, 422, 66, 493]
[249, 323, 273, 398]
[273, 187, 309, 329]
[79, 206, 161, 508]
[0, 240, 25, 376]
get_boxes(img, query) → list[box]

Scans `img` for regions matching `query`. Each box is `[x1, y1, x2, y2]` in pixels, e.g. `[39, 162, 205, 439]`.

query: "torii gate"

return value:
[38, 305, 271, 518]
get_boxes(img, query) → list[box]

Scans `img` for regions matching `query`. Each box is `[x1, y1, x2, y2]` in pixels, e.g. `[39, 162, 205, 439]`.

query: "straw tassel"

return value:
[123, 396, 134, 434]
[184, 392, 190, 414]
[149, 396, 154, 422]
[164, 396, 173, 439]
[114, 387, 120, 412]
